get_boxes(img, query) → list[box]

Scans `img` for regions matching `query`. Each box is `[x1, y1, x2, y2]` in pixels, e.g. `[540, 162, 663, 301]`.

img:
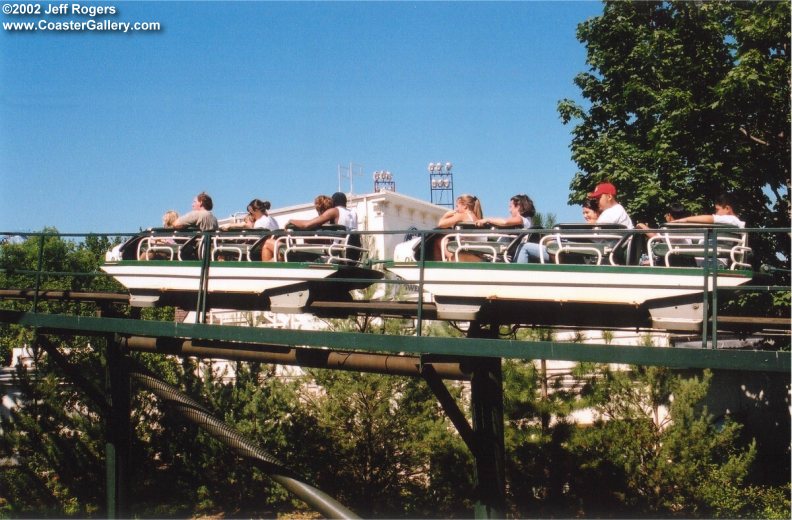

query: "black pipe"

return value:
[0, 289, 129, 303]
[127, 365, 360, 519]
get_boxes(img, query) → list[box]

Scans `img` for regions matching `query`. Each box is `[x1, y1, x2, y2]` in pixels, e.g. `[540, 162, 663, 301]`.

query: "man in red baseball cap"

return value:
[588, 182, 633, 228]
[588, 182, 617, 199]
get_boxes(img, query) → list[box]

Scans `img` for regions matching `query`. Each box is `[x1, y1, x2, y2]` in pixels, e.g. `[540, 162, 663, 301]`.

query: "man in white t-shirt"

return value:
[331, 192, 358, 230]
[672, 193, 745, 228]
[588, 182, 634, 228]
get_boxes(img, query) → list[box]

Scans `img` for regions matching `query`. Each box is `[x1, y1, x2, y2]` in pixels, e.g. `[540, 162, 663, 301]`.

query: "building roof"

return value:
[269, 190, 448, 217]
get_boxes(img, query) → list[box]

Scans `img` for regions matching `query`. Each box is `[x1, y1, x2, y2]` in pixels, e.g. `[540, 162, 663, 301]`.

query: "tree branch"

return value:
[739, 127, 770, 146]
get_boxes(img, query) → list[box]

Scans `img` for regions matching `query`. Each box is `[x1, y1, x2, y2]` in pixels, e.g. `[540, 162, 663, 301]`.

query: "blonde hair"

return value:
[162, 210, 179, 228]
[457, 194, 483, 220]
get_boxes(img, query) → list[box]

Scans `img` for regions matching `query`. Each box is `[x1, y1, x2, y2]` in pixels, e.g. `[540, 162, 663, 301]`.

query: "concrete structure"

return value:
[1, 347, 35, 421]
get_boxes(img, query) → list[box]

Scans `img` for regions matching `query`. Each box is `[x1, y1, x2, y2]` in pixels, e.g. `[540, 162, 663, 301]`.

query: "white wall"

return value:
[231, 191, 448, 261]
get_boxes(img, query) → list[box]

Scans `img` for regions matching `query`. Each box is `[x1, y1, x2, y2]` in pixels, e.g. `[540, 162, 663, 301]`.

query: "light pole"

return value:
[372, 170, 396, 193]
[428, 161, 454, 208]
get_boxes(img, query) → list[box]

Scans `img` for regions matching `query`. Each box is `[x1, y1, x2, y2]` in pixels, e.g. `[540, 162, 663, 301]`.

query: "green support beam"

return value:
[421, 364, 476, 449]
[1, 310, 788, 373]
[468, 324, 506, 519]
[470, 357, 506, 518]
[105, 335, 130, 518]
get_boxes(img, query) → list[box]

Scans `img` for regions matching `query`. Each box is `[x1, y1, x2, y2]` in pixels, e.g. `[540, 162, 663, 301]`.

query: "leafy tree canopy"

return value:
[559, 0, 790, 264]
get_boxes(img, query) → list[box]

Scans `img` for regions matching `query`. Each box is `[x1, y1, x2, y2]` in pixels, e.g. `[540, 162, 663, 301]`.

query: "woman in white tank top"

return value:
[475, 194, 535, 229]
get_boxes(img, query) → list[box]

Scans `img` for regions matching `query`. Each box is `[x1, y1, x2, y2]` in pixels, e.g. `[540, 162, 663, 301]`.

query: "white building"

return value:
[223, 190, 448, 261]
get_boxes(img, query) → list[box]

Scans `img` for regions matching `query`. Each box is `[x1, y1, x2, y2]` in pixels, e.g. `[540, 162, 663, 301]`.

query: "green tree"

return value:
[568, 367, 788, 517]
[0, 232, 124, 515]
[502, 352, 604, 517]
[559, 1, 790, 267]
[532, 211, 557, 230]
[126, 358, 311, 517]
[0, 357, 106, 517]
[0, 231, 125, 364]
[299, 369, 473, 518]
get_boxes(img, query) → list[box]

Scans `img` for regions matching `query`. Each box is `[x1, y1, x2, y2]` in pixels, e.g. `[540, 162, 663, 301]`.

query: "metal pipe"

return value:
[469, 357, 506, 518]
[468, 323, 506, 518]
[701, 228, 711, 349]
[0, 289, 130, 303]
[121, 336, 470, 380]
[128, 367, 360, 519]
[711, 228, 720, 349]
[196, 232, 211, 324]
[4, 310, 787, 372]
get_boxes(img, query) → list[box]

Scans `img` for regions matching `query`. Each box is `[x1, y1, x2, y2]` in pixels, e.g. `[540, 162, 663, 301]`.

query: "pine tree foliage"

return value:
[298, 369, 474, 518]
[567, 367, 789, 517]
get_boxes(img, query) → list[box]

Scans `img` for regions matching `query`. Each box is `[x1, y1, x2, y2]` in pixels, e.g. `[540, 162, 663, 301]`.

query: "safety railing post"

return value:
[196, 231, 211, 324]
[32, 234, 46, 313]
[700, 228, 711, 349]
[416, 230, 427, 337]
[711, 228, 719, 349]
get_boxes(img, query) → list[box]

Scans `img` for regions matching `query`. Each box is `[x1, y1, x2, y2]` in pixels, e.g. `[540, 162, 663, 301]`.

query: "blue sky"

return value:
[1, 1, 604, 233]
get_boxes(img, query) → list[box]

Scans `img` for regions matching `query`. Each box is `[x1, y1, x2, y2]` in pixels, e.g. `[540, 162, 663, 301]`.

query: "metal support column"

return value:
[105, 334, 130, 518]
[468, 323, 506, 518]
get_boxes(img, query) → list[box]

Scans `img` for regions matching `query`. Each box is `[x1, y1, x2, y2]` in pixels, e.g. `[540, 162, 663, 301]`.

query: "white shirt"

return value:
[254, 215, 279, 231]
[597, 203, 634, 228]
[713, 214, 745, 228]
[335, 206, 358, 230]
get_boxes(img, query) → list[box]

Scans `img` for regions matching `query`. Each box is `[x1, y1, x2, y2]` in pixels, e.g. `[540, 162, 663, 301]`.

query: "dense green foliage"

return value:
[0, 231, 126, 365]
[559, 0, 790, 268]
[299, 369, 473, 517]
